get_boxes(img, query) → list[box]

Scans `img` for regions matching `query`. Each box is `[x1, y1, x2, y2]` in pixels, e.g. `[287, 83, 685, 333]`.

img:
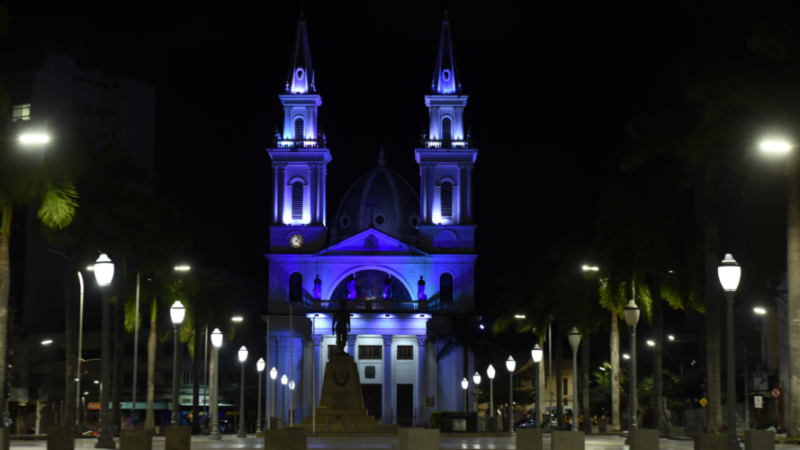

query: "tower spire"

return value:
[287, 11, 315, 94]
[431, 9, 461, 94]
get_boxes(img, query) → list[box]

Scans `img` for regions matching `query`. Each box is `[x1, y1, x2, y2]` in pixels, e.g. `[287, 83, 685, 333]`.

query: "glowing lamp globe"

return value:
[94, 254, 115, 286]
[257, 358, 266, 372]
[473, 371, 481, 385]
[281, 374, 288, 386]
[506, 356, 516, 372]
[289, 380, 295, 390]
[169, 301, 185, 325]
[718, 254, 741, 292]
[568, 327, 581, 349]
[238, 346, 248, 362]
[210, 328, 223, 348]
[531, 344, 543, 363]
[624, 300, 640, 327]
[270, 367, 278, 380]
[487, 364, 496, 380]
[461, 378, 469, 390]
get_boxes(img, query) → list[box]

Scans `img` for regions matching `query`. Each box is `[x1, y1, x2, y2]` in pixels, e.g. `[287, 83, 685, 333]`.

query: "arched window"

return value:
[441, 182, 453, 218]
[440, 273, 454, 302]
[294, 117, 304, 139]
[291, 181, 303, 220]
[442, 117, 452, 140]
[289, 273, 302, 301]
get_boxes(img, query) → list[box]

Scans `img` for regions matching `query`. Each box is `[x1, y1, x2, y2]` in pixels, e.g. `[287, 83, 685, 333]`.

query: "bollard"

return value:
[165, 426, 191, 450]
[120, 429, 153, 450]
[693, 433, 727, 450]
[516, 428, 544, 450]
[399, 428, 440, 450]
[46, 426, 74, 450]
[551, 430, 584, 450]
[745, 430, 775, 450]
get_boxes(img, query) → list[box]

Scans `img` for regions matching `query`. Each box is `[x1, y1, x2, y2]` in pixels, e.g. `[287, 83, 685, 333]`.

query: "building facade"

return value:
[263, 12, 478, 424]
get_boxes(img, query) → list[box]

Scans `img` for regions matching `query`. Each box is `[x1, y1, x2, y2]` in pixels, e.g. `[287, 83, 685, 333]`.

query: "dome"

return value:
[332, 151, 420, 245]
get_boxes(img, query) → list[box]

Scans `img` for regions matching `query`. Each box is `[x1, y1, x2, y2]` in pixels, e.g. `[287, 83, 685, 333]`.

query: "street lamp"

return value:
[19, 134, 50, 144]
[93, 253, 115, 449]
[568, 328, 581, 431]
[461, 378, 469, 412]
[289, 379, 295, 425]
[257, 358, 265, 433]
[281, 374, 288, 424]
[237, 346, 248, 438]
[718, 253, 741, 450]
[270, 367, 278, 423]
[531, 343, 543, 429]
[487, 364, 496, 429]
[754, 307, 767, 315]
[507, 356, 516, 435]
[473, 372, 481, 414]
[624, 299, 641, 432]
[209, 328, 223, 440]
[169, 301, 185, 426]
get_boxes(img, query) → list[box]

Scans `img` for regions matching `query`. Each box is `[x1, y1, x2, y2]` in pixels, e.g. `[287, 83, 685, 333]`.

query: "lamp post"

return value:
[461, 378, 469, 412]
[281, 375, 288, 424]
[237, 346, 248, 438]
[289, 380, 295, 425]
[507, 356, 516, 435]
[624, 299, 641, 432]
[209, 328, 223, 440]
[257, 358, 265, 433]
[473, 372, 481, 414]
[169, 301, 185, 426]
[487, 365, 496, 431]
[270, 367, 277, 425]
[568, 328, 581, 431]
[718, 254, 741, 450]
[93, 253, 115, 449]
[531, 344, 543, 428]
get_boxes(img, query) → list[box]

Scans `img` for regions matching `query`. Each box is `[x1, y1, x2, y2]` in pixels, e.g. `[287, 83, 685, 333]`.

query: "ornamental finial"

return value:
[378, 149, 386, 167]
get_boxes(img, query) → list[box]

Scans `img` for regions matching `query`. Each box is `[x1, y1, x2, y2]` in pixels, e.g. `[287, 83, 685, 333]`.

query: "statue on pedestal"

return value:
[383, 274, 392, 300]
[347, 274, 357, 300]
[418, 276, 427, 300]
[313, 275, 322, 300]
[331, 301, 350, 354]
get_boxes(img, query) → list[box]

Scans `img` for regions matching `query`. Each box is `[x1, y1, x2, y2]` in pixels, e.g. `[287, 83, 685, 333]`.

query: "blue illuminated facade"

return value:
[263, 11, 478, 423]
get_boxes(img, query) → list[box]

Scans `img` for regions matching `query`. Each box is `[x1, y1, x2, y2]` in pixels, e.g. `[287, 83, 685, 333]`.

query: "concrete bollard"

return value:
[46, 426, 74, 450]
[398, 428, 439, 450]
[165, 426, 191, 450]
[745, 430, 775, 450]
[120, 429, 153, 450]
[693, 433, 727, 450]
[551, 430, 584, 450]
[265, 427, 308, 450]
[515, 428, 544, 450]
[629, 429, 659, 450]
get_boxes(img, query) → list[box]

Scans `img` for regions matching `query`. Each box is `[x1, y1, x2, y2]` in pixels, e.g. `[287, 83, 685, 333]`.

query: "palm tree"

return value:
[429, 315, 492, 403]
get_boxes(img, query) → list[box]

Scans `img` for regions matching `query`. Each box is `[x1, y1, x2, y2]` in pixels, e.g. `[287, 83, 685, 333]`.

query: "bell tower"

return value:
[268, 12, 331, 253]
[415, 11, 477, 253]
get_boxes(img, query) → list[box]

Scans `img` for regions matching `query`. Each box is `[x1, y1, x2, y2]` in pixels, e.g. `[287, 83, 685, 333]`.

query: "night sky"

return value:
[5, 0, 800, 314]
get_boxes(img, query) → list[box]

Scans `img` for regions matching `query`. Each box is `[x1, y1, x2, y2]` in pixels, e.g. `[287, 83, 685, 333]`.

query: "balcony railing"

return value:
[311, 300, 429, 312]
[420, 139, 472, 149]
[273, 138, 326, 149]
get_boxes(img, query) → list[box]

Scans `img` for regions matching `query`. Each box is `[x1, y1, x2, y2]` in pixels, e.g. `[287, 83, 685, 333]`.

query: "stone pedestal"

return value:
[629, 429, 658, 450]
[264, 427, 307, 450]
[398, 428, 439, 450]
[516, 428, 544, 450]
[120, 429, 153, 450]
[693, 433, 727, 450]
[551, 431, 584, 450]
[0, 429, 9, 450]
[165, 426, 191, 450]
[745, 430, 774, 449]
[46, 426, 74, 450]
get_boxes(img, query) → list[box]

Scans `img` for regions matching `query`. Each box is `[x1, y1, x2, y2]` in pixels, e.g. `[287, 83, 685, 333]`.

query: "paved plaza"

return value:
[5, 434, 794, 449]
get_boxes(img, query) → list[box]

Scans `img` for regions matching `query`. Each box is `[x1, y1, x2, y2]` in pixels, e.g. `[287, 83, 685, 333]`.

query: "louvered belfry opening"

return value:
[442, 117, 452, 140]
[294, 117, 304, 139]
[289, 272, 302, 301]
[441, 182, 453, 218]
[440, 273, 454, 302]
[292, 181, 304, 220]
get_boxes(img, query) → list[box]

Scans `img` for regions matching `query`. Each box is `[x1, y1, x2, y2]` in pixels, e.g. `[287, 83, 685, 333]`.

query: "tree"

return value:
[429, 315, 492, 399]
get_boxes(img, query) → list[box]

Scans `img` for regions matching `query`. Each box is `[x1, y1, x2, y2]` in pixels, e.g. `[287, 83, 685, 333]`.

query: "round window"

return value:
[409, 214, 420, 229]
[374, 214, 386, 226]
[340, 214, 351, 229]
[296, 68, 305, 80]
[443, 69, 451, 81]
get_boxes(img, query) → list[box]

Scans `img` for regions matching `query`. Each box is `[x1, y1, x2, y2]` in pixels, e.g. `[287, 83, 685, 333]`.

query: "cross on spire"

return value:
[365, 198, 380, 228]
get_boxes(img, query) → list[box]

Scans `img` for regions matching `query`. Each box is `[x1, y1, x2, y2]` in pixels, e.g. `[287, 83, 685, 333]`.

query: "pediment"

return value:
[316, 228, 429, 256]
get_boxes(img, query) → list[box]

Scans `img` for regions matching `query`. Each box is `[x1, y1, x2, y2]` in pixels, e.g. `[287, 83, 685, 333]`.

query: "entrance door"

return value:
[361, 384, 382, 421]
[397, 384, 414, 427]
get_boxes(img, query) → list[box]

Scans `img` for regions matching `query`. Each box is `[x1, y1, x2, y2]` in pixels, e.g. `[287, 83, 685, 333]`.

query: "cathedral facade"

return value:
[263, 11, 478, 425]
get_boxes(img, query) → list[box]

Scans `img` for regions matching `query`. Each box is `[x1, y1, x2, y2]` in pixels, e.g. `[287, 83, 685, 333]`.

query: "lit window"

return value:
[359, 346, 382, 360]
[294, 118, 304, 140]
[291, 182, 303, 220]
[397, 346, 413, 360]
[441, 182, 453, 218]
[442, 117, 452, 140]
[440, 273, 454, 302]
[289, 273, 302, 301]
[12, 104, 31, 122]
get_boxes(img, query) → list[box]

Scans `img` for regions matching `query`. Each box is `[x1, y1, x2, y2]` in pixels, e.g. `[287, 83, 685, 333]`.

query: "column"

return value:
[314, 164, 321, 224]
[427, 164, 436, 224]
[383, 335, 393, 423]
[454, 107, 464, 140]
[277, 163, 287, 225]
[420, 165, 428, 224]
[272, 164, 279, 224]
[417, 336, 427, 422]
[306, 106, 316, 139]
[308, 163, 317, 224]
[466, 163, 474, 223]
[313, 335, 323, 409]
[321, 166, 327, 227]
[457, 164, 465, 225]
[283, 107, 292, 139]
